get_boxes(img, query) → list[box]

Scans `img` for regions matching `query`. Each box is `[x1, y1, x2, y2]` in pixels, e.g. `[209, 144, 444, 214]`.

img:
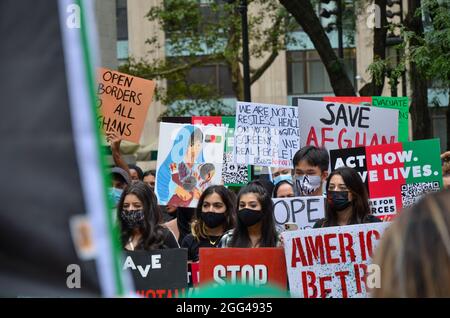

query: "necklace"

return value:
[207, 235, 220, 246]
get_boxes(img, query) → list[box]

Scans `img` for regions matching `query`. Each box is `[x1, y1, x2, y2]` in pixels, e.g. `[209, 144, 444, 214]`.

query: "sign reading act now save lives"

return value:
[97, 67, 155, 144]
[330, 138, 442, 220]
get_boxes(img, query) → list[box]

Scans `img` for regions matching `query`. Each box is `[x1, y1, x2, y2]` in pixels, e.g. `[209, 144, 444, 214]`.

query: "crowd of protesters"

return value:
[106, 131, 450, 298]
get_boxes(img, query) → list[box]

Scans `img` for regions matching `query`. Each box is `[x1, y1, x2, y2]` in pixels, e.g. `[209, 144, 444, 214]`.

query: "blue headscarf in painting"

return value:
[156, 125, 205, 204]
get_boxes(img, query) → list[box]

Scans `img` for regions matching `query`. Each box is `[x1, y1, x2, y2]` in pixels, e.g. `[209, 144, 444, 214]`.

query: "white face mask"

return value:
[295, 175, 322, 196]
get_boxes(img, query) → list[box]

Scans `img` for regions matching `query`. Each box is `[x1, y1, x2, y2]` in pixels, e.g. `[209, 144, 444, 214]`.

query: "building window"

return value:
[167, 58, 235, 98]
[116, 0, 128, 41]
[287, 49, 356, 95]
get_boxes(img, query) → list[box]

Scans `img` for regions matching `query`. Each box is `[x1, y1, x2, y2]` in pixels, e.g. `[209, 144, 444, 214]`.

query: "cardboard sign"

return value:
[155, 123, 226, 207]
[97, 68, 155, 144]
[199, 248, 288, 290]
[234, 101, 299, 168]
[298, 99, 398, 151]
[122, 249, 188, 298]
[272, 196, 325, 230]
[294, 96, 409, 142]
[330, 138, 443, 220]
[282, 222, 390, 298]
[193, 116, 250, 186]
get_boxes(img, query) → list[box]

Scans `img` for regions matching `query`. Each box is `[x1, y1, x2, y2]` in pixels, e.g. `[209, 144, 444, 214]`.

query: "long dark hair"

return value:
[230, 181, 278, 248]
[117, 181, 170, 250]
[324, 167, 370, 226]
[192, 185, 236, 241]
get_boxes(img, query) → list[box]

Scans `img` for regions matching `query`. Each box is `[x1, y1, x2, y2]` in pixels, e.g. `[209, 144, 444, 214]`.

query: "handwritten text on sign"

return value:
[298, 99, 398, 151]
[97, 68, 155, 144]
[272, 196, 325, 230]
[234, 102, 299, 168]
[282, 222, 390, 298]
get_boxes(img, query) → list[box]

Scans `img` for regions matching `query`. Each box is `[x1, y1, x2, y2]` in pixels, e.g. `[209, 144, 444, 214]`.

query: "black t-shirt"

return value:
[161, 227, 181, 248]
[313, 214, 382, 228]
[125, 227, 179, 250]
[181, 233, 222, 262]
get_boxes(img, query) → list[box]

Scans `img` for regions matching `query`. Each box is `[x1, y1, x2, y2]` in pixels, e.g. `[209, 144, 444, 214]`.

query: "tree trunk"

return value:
[279, 0, 356, 96]
[405, 0, 432, 140]
[447, 87, 450, 151]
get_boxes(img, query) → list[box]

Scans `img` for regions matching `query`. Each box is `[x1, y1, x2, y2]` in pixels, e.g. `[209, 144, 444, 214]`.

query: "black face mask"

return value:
[200, 212, 227, 228]
[327, 191, 351, 211]
[121, 209, 145, 229]
[238, 208, 264, 227]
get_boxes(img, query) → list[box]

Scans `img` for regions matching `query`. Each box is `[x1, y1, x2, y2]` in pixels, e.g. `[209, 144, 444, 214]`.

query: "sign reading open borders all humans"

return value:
[329, 138, 443, 220]
[97, 68, 155, 144]
[155, 123, 226, 208]
[234, 101, 299, 168]
[122, 249, 188, 298]
[282, 222, 390, 298]
[199, 248, 288, 290]
[272, 196, 325, 231]
[298, 99, 398, 150]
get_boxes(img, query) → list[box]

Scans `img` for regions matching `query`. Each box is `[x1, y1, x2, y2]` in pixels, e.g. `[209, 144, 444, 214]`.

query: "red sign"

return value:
[199, 248, 288, 290]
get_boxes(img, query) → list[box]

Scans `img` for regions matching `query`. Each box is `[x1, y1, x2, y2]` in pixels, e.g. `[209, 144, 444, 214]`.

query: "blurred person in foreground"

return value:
[372, 189, 450, 297]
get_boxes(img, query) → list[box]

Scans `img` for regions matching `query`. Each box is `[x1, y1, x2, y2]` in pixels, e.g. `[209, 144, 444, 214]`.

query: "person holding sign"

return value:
[118, 181, 179, 250]
[293, 146, 329, 197]
[314, 167, 381, 228]
[219, 181, 279, 248]
[181, 185, 236, 262]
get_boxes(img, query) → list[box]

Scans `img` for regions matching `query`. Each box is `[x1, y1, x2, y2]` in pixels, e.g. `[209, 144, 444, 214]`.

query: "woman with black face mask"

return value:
[117, 181, 179, 250]
[219, 181, 279, 248]
[314, 167, 382, 228]
[181, 185, 236, 262]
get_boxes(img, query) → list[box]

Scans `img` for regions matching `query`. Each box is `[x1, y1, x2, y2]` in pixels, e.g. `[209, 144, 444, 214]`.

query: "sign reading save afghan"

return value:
[97, 67, 155, 144]
[199, 248, 288, 290]
[282, 222, 390, 298]
[293, 96, 409, 142]
[329, 138, 442, 220]
[298, 99, 398, 151]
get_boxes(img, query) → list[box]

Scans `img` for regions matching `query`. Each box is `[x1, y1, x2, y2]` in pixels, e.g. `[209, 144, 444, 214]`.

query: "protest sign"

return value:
[298, 99, 398, 151]
[234, 101, 299, 168]
[282, 222, 390, 298]
[294, 96, 409, 142]
[330, 139, 442, 220]
[193, 116, 250, 186]
[123, 249, 188, 298]
[323, 96, 409, 142]
[188, 262, 200, 287]
[272, 196, 325, 230]
[97, 68, 155, 144]
[199, 248, 288, 290]
[155, 123, 226, 208]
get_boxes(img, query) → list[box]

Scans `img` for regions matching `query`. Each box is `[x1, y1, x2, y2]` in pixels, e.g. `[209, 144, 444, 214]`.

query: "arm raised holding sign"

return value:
[106, 129, 131, 179]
